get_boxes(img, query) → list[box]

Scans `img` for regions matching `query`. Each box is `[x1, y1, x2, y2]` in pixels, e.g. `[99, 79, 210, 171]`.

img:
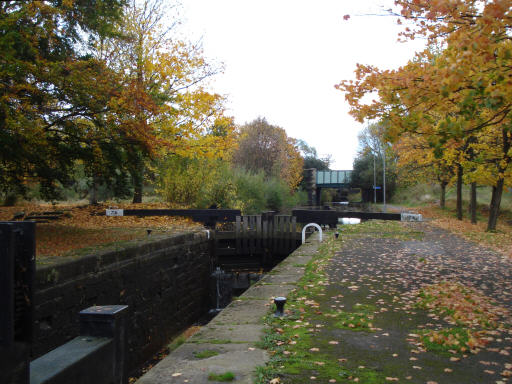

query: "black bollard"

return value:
[274, 297, 287, 317]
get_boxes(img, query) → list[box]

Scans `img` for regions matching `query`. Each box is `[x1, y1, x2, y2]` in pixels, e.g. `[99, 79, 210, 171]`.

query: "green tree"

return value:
[296, 139, 331, 171]
[0, 0, 128, 198]
[0, 0, 126, 200]
[352, 123, 397, 202]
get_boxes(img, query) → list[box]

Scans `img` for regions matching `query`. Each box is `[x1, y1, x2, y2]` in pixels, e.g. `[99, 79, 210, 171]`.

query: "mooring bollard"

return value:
[274, 297, 287, 317]
[80, 305, 128, 384]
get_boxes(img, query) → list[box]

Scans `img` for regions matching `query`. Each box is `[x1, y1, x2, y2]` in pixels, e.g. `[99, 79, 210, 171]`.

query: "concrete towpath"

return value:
[136, 234, 323, 384]
[259, 220, 512, 383]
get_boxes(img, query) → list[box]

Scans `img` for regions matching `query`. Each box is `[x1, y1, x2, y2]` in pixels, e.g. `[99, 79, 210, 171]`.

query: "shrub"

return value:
[158, 158, 305, 213]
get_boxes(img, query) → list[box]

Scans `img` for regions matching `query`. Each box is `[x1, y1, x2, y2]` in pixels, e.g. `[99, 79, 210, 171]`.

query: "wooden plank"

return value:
[252, 215, 258, 255]
[242, 216, 249, 254]
[248, 215, 255, 255]
[236, 216, 241, 256]
[214, 231, 236, 240]
[251, 215, 256, 254]
[120, 209, 241, 222]
[291, 216, 297, 249]
[270, 215, 279, 253]
[278, 216, 283, 253]
[215, 248, 237, 256]
[280, 216, 285, 254]
[288, 216, 293, 251]
[284, 216, 290, 252]
[283, 216, 289, 254]
[275, 216, 281, 254]
[256, 215, 262, 254]
[262, 215, 268, 264]
[277, 216, 281, 253]
[272, 216, 277, 254]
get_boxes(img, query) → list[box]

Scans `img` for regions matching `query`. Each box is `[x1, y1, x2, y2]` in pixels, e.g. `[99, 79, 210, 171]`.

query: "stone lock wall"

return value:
[33, 231, 211, 370]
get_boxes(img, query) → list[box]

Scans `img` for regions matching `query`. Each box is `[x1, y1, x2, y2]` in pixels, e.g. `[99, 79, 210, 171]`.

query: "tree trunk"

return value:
[456, 164, 463, 221]
[132, 183, 143, 204]
[132, 41, 145, 205]
[440, 181, 447, 209]
[487, 128, 511, 231]
[470, 182, 477, 224]
[132, 160, 144, 204]
[89, 180, 98, 205]
[487, 178, 504, 231]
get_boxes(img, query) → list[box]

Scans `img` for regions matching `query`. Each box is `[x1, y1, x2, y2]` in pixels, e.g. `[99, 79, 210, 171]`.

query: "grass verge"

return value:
[255, 233, 387, 384]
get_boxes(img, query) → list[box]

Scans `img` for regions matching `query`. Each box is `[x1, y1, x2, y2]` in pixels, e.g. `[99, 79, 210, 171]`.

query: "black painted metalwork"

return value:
[292, 209, 401, 227]
[107, 209, 241, 227]
[80, 305, 128, 384]
[0, 221, 36, 384]
[274, 297, 286, 317]
[30, 305, 129, 384]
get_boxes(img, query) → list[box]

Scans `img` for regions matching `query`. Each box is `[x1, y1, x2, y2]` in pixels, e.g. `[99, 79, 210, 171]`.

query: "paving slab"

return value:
[268, 264, 306, 275]
[136, 343, 266, 384]
[278, 255, 313, 266]
[211, 299, 270, 325]
[241, 283, 296, 300]
[258, 273, 299, 285]
[188, 323, 265, 343]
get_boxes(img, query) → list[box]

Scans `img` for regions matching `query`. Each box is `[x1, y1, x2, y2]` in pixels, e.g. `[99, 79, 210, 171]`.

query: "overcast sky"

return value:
[180, 0, 425, 169]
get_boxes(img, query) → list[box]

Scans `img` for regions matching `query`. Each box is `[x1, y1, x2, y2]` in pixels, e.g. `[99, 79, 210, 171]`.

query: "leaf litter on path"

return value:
[277, 221, 512, 383]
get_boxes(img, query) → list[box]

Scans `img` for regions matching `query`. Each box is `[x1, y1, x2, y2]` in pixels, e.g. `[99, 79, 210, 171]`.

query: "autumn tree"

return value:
[0, 0, 126, 200]
[97, 0, 231, 203]
[231, 118, 303, 190]
[338, 1, 512, 230]
[392, 0, 512, 229]
[394, 133, 456, 209]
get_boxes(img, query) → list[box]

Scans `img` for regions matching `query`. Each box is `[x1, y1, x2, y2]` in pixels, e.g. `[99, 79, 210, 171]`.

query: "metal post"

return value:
[79, 305, 129, 384]
[373, 154, 377, 204]
[274, 297, 287, 317]
[382, 149, 387, 213]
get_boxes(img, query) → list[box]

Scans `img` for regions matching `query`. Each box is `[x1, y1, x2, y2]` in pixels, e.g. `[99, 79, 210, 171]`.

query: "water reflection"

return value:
[339, 218, 361, 225]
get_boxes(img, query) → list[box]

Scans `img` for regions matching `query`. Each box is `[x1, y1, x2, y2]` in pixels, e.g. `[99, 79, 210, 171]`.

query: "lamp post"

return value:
[373, 153, 377, 204]
[382, 147, 387, 213]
